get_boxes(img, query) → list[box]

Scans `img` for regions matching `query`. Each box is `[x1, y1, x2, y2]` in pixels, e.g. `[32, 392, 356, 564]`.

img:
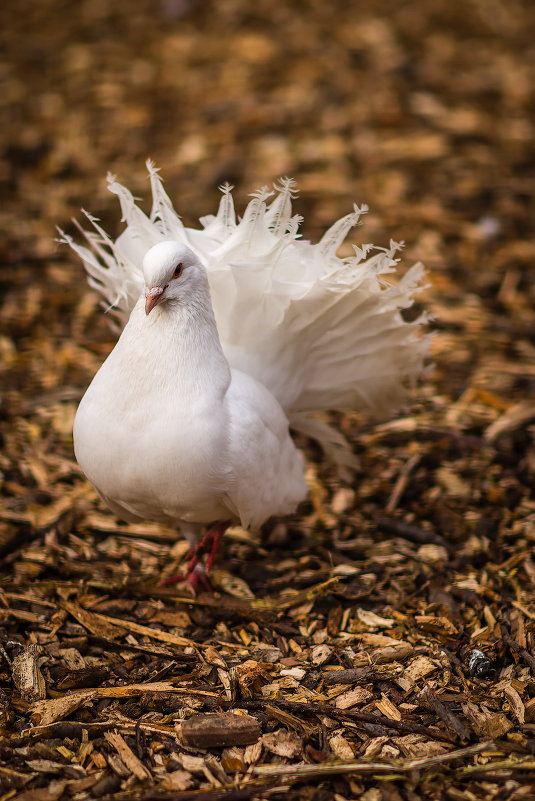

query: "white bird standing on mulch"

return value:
[63, 163, 430, 589]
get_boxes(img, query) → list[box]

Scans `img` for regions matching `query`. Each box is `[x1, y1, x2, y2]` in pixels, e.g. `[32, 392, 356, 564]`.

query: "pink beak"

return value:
[145, 286, 165, 315]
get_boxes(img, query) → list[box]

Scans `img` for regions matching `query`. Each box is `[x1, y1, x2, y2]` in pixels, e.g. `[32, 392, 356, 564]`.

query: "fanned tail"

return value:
[67, 165, 431, 469]
[289, 412, 361, 477]
[319, 203, 369, 258]
[265, 177, 298, 237]
[146, 160, 187, 240]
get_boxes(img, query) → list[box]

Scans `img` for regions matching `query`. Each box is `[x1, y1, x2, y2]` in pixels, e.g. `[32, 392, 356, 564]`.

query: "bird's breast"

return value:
[74, 373, 232, 525]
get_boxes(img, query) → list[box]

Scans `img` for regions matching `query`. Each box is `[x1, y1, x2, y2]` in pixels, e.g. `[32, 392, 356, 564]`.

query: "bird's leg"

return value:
[202, 521, 231, 572]
[160, 521, 231, 591]
[188, 563, 214, 594]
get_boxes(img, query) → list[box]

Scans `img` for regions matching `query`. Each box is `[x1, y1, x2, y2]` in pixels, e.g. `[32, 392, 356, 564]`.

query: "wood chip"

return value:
[461, 702, 514, 738]
[11, 645, 47, 702]
[178, 712, 261, 748]
[335, 687, 373, 709]
[104, 731, 152, 782]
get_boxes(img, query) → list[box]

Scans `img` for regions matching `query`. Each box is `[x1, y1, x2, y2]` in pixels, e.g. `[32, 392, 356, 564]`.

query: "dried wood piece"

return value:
[323, 664, 403, 686]
[502, 683, 525, 725]
[158, 770, 193, 791]
[215, 697, 456, 743]
[96, 611, 207, 649]
[354, 643, 415, 666]
[178, 712, 261, 748]
[420, 686, 471, 741]
[0, 763, 36, 789]
[60, 599, 127, 639]
[104, 730, 152, 781]
[233, 660, 273, 698]
[106, 752, 131, 778]
[263, 728, 302, 758]
[30, 690, 99, 727]
[461, 701, 513, 738]
[375, 693, 402, 721]
[329, 733, 355, 760]
[0, 486, 87, 530]
[356, 608, 396, 628]
[524, 698, 535, 722]
[334, 687, 373, 709]
[11, 644, 46, 702]
[386, 452, 421, 513]
[375, 517, 451, 550]
[30, 682, 219, 726]
[501, 626, 535, 673]
[264, 704, 312, 735]
[400, 655, 440, 689]
[252, 742, 491, 778]
[415, 615, 459, 636]
[484, 401, 535, 443]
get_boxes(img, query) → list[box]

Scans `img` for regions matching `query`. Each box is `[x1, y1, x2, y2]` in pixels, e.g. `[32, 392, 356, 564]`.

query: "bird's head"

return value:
[142, 241, 206, 315]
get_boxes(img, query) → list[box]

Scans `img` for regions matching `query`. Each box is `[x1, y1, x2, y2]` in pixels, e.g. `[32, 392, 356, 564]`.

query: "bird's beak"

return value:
[145, 286, 165, 315]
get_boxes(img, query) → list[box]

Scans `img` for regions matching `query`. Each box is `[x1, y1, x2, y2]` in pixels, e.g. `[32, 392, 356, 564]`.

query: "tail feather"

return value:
[147, 160, 187, 240]
[67, 166, 431, 465]
[265, 177, 298, 237]
[290, 412, 361, 477]
[319, 203, 368, 258]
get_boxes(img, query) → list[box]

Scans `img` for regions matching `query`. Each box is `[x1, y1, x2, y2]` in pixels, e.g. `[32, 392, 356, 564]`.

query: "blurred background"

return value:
[2, 0, 534, 265]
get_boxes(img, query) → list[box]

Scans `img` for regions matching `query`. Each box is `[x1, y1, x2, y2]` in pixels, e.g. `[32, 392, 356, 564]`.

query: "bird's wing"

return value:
[223, 370, 308, 530]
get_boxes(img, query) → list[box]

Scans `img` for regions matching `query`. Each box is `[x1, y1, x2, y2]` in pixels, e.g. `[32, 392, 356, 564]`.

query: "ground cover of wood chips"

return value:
[1, 0, 535, 799]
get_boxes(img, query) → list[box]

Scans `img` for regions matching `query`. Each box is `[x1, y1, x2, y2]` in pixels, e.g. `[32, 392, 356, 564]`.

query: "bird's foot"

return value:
[159, 521, 231, 592]
[187, 562, 213, 593]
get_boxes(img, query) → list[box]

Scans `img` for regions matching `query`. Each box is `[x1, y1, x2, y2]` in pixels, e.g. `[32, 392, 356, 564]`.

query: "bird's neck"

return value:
[119, 295, 231, 401]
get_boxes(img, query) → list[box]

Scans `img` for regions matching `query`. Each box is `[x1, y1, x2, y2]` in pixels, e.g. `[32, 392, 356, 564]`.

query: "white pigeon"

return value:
[64, 163, 430, 587]
[73, 240, 308, 587]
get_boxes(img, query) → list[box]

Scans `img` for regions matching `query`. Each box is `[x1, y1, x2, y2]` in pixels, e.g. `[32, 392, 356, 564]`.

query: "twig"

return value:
[386, 452, 421, 513]
[501, 626, 535, 673]
[100, 782, 278, 801]
[98, 744, 494, 800]
[322, 665, 402, 685]
[375, 517, 451, 550]
[420, 686, 471, 741]
[458, 757, 535, 777]
[252, 741, 493, 778]
[204, 696, 458, 743]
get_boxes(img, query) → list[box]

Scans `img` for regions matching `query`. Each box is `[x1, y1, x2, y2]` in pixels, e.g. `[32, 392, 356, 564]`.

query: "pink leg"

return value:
[203, 521, 230, 572]
[160, 521, 231, 591]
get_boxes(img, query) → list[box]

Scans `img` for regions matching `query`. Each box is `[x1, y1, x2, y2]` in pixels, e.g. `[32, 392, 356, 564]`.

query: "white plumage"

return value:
[65, 163, 430, 584]
[74, 241, 307, 552]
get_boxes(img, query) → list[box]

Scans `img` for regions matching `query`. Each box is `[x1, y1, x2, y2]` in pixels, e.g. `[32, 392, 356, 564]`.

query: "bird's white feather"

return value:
[73, 245, 308, 537]
[64, 162, 431, 466]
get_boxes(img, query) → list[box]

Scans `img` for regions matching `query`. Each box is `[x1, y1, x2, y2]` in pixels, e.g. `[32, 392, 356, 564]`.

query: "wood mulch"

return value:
[1, 0, 535, 799]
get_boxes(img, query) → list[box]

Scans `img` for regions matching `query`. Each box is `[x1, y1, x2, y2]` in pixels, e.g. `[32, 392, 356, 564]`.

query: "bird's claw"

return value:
[189, 562, 213, 593]
[158, 521, 230, 593]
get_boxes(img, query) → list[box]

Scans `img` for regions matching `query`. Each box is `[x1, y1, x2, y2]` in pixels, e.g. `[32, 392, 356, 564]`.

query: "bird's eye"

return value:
[172, 263, 184, 279]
